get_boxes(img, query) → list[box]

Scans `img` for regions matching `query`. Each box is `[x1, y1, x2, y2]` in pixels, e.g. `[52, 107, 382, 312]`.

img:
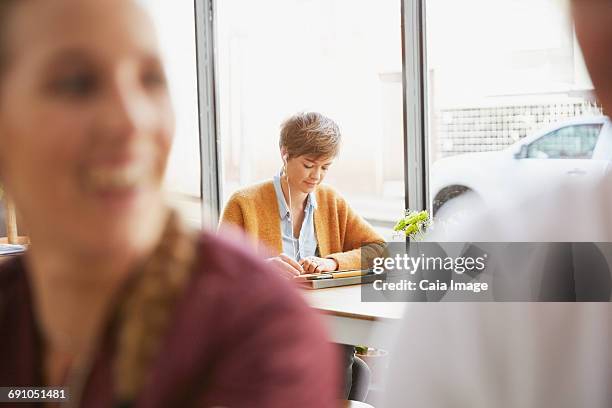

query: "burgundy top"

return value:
[0, 232, 340, 407]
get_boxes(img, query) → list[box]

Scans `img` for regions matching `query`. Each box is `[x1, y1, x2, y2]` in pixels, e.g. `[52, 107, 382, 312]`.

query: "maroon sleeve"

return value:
[140, 232, 341, 408]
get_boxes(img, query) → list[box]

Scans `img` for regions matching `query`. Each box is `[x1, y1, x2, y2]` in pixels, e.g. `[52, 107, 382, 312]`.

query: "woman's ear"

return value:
[280, 147, 288, 163]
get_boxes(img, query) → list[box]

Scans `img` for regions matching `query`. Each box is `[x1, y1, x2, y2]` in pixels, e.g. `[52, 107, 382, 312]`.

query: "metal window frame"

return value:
[194, 0, 222, 229]
[401, 0, 429, 213]
[195, 0, 430, 224]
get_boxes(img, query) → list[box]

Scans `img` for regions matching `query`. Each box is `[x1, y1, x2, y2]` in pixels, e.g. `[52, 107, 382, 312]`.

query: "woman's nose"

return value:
[310, 168, 321, 180]
[98, 76, 157, 143]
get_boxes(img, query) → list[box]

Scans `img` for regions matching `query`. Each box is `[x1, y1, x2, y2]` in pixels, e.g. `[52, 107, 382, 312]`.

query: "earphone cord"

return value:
[285, 165, 300, 262]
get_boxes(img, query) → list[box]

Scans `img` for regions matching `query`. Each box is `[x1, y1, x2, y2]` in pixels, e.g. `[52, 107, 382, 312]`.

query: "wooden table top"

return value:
[0, 236, 29, 245]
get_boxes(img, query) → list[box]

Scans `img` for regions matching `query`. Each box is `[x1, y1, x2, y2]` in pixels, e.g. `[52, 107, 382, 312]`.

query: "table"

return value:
[301, 284, 406, 349]
[343, 400, 374, 408]
[0, 236, 29, 245]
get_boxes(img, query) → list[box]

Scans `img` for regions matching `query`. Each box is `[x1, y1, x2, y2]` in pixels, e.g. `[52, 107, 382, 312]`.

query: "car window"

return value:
[526, 124, 603, 159]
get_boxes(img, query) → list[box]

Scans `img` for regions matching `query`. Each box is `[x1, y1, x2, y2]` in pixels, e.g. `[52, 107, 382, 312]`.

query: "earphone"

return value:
[283, 154, 300, 261]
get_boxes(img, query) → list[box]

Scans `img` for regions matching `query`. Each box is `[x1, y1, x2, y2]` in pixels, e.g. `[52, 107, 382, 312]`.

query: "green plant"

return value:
[354, 345, 369, 355]
[393, 209, 432, 240]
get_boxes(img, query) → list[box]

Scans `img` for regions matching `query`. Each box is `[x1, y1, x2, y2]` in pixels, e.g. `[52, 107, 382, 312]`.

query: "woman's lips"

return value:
[78, 162, 155, 212]
[82, 159, 153, 193]
[304, 181, 317, 188]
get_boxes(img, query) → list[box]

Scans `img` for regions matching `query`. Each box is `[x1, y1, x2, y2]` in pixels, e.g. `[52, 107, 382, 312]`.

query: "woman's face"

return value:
[0, 0, 174, 255]
[285, 154, 334, 194]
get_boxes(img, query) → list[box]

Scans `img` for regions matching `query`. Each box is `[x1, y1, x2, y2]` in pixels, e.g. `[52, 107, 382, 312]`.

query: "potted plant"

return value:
[393, 209, 431, 240]
[355, 345, 389, 386]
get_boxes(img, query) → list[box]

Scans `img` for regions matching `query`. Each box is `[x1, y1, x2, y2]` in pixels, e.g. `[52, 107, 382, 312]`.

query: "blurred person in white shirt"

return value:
[384, 1, 612, 406]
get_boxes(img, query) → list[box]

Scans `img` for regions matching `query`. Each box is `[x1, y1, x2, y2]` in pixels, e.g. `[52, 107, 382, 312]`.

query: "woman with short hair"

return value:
[221, 111, 385, 278]
[220, 111, 384, 401]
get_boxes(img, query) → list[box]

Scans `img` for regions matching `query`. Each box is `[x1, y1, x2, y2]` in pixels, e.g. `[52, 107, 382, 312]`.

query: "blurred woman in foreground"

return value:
[0, 0, 338, 406]
[384, 1, 612, 406]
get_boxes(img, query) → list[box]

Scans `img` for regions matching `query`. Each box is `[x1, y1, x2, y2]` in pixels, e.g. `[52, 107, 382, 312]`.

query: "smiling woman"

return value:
[0, 0, 173, 254]
[0, 1, 338, 407]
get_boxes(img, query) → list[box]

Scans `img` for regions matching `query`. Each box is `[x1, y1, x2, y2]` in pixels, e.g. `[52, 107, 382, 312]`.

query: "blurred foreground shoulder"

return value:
[144, 231, 340, 407]
[0, 257, 26, 321]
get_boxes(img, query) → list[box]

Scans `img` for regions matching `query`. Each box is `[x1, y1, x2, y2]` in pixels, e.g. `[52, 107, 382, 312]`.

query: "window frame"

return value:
[402, 0, 429, 213]
[195, 0, 222, 228]
[196, 0, 429, 222]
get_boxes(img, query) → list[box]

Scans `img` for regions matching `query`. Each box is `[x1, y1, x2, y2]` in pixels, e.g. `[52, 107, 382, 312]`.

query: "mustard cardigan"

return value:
[219, 180, 385, 271]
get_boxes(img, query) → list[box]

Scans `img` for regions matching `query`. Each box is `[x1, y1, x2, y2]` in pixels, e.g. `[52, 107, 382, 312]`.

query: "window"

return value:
[140, 1, 202, 227]
[215, 0, 404, 239]
[526, 124, 602, 159]
[425, 0, 602, 218]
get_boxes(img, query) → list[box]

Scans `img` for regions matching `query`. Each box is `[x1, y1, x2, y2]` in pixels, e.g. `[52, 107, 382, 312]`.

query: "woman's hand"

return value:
[299, 256, 338, 273]
[266, 254, 305, 278]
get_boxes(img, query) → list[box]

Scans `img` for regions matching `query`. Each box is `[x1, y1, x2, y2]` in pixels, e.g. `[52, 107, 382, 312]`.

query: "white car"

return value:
[430, 116, 612, 215]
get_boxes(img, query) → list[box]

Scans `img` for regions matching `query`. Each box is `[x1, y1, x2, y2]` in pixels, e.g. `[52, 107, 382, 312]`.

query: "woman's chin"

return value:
[69, 193, 167, 255]
[88, 184, 150, 214]
[302, 182, 318, 193]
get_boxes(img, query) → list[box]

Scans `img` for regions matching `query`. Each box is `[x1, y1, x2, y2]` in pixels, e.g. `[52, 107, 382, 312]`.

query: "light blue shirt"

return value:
[272, 172, 318, 261]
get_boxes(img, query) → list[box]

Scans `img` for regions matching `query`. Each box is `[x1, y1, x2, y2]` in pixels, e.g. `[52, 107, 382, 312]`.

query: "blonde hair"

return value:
[279, 112, 341, 159]
[115, 210, 196, 402]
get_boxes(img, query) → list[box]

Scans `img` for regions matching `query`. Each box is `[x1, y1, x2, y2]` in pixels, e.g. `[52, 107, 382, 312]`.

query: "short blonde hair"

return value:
[279, 112, 341, 159]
